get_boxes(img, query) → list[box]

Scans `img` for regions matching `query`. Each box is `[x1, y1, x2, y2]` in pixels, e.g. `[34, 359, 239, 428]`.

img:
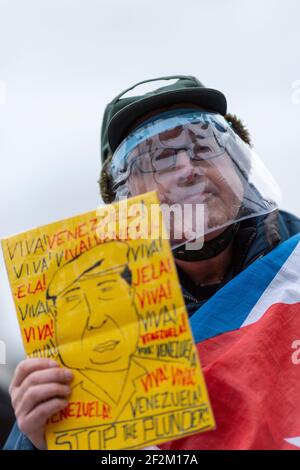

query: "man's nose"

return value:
[83, 294, 107, 330]
[176, 150, 204, 179]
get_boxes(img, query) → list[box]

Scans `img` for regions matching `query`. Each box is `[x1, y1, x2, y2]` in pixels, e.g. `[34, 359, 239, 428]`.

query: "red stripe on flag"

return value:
[160, 302, 300, 450]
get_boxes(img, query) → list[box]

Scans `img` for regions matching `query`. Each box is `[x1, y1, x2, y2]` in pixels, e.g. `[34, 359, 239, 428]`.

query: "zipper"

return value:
[183, 292, 198, 303]
[244, 252, 266, 269]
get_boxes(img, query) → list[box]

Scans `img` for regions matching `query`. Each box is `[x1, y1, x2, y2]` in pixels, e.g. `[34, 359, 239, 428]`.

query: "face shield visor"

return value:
[108, 109, 281, 249]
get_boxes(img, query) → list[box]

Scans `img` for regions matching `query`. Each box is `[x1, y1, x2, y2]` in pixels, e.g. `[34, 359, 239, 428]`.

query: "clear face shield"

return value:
[108, 109, 281, 249]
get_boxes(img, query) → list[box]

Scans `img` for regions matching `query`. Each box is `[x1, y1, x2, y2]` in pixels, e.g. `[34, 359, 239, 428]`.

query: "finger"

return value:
[15, 382, 71, 417]
[19, 367, 73, 395]
[11, 359, 59, 390]
[11, 366, 73, 412]
[18, 398, 68, 437]
[11, 368, 73, 413]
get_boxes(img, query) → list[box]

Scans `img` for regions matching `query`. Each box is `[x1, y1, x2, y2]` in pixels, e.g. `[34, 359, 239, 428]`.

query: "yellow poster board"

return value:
[1, 191, 215, 449]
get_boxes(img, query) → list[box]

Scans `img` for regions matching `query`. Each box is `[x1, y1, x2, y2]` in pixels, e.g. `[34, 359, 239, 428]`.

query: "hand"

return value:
[9, 358, 73, 450]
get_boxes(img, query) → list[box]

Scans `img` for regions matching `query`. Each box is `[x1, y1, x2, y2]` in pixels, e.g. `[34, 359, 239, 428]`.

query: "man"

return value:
[99, 75, 300, 315]
[47, 242, 146, 422]
[5, 75, 300, 450]
[43, 242, 158, 450]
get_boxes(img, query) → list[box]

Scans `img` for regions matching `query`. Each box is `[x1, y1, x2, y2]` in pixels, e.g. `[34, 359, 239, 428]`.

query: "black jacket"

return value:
[179, 210, 300, 317]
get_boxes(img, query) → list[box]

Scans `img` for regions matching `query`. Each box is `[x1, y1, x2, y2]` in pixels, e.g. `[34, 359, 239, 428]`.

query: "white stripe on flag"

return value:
[242, 241, 300, 328]
[284, 436, 300, 448]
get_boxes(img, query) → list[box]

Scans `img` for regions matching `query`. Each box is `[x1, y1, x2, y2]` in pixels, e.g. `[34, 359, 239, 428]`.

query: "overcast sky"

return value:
[0, 0, 300, 384]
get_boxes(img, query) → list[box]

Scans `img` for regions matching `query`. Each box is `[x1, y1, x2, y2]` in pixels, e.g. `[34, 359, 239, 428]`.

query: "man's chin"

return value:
[161, 192, 216, 206]
[205, 200, 242, 232]
[88, 355, 129, 370]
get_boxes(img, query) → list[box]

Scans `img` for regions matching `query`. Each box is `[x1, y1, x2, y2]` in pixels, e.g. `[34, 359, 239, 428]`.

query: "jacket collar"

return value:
[177, 211, 281, 314]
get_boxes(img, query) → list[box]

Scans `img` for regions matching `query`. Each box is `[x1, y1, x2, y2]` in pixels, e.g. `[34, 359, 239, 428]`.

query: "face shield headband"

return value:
[110, 109, 230, 185]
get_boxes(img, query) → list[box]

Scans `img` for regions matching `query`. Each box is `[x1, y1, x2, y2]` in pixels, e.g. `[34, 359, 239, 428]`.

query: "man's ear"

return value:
[47, 298, 57, 318]
[99, 153, 115, 204]
[225, 114, 252, 146]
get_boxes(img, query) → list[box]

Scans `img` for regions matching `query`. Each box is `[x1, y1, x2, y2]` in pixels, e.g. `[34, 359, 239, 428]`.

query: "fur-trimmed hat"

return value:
[98, 76, 251, 203]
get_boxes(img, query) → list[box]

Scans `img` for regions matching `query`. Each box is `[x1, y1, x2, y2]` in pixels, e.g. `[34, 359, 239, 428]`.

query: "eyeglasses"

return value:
[110, 114, 230, 182]
[125, 139, 226, 175]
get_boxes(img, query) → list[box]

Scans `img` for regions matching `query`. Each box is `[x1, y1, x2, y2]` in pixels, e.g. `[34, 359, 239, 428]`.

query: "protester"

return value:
[4, 75, 300, 450]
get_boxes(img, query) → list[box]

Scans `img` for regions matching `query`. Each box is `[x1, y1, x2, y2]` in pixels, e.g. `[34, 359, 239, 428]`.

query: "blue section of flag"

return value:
[190, 233, 300, 344]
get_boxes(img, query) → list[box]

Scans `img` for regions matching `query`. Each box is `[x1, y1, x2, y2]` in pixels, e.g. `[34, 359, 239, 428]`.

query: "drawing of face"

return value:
[54, 271, 139, 372]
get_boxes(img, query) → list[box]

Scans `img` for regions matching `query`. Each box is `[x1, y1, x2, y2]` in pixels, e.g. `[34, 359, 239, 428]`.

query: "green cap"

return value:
[101, 75, 227, 164]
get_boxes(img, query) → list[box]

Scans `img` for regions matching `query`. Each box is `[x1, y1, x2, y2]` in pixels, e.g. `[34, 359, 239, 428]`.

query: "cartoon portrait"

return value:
[46, 241, 147, 417]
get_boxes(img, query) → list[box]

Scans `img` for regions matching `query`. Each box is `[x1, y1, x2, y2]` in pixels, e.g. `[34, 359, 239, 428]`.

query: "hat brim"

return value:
[108, 87, 227, 153]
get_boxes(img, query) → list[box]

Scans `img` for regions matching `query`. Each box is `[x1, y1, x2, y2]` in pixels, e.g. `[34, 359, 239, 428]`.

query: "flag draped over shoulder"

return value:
[160, 233, 300, 450]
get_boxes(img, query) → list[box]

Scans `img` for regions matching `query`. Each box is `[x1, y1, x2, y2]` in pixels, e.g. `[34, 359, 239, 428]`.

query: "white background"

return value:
[0, 0, 299, 388]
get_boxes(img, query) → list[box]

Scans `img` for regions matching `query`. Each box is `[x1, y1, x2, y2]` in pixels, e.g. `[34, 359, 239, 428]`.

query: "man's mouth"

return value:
[174, 178, 218, 201]
[182, 190, 215, 203]
[93, 340, 119, 353]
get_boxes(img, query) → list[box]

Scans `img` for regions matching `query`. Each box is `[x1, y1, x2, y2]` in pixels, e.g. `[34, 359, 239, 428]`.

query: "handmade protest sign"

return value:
[1, 191, 214, 449]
